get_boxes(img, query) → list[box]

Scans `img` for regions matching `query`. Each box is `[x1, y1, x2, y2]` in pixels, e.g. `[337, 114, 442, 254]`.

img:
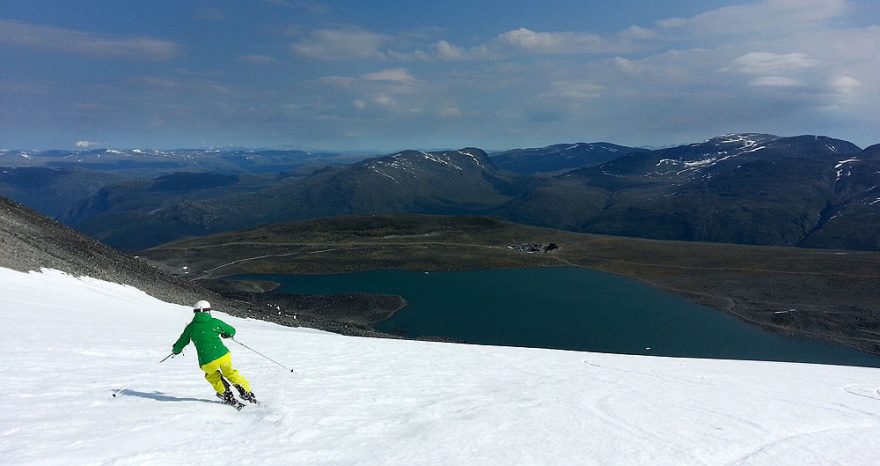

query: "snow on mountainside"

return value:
[365, 148, 493, 179]
[653, 133, 777, 175]
[4, 267, 880, 465]
[605, 133, 862, 179]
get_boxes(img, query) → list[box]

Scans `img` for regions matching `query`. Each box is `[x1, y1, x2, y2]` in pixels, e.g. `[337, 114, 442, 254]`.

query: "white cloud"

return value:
[829, 75, 861, 103]
[372, 94, 396, 108]
[750, 76, 803, 87]
[0, 20, 179, 60]
[656, 18, 688, 29]
[830, 75, 860, 93]
[499, 28, 589, 53]
[548, 80, 603, 100]
[427, 26, 646, 61]
[620, 25, 655, 40]
[656, 0, 849, 37]
[731, 52, 817, 74]
[361, 68, 416, 83]
[290, 28, 390, 60]
[432, 40, 466, 60]
[291, 22, 652, 64]
[75, 140, 97, 148]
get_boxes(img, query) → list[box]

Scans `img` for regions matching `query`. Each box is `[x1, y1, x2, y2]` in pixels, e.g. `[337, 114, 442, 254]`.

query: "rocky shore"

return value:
[200, 278, 409, 326]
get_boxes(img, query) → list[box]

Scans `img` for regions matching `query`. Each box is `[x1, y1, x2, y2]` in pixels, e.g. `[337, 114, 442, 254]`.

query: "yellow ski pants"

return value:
[200, 352, 251, 394]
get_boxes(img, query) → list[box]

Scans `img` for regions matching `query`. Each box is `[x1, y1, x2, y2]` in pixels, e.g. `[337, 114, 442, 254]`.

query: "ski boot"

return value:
[235, 384, 258, 404]
[216, 390, 244, 410]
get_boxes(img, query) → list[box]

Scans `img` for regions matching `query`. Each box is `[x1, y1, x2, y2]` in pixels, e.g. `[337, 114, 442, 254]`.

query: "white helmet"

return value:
[193, 300, 211, 312]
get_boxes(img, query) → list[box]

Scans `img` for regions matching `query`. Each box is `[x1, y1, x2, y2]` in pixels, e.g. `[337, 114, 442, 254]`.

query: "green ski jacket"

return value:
[172, 312, 236, 366]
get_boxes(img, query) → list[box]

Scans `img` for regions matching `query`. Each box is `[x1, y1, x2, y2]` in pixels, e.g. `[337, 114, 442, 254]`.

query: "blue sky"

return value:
[1, 0, 878, 151]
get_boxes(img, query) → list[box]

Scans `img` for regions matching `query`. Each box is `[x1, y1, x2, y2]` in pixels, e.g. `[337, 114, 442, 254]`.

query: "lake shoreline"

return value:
[204, 276, 411, 326]
[224, 267, 880, 368]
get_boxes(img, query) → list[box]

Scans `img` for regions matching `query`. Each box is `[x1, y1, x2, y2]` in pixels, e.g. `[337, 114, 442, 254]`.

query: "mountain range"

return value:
[499, 134, 880, 250]
[0, 147, 360, 176]
[2, 134, 878, 251]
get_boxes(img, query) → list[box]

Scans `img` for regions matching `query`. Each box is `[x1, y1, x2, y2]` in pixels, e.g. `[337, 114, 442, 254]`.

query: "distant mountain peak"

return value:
[491, 142, 646, 175]
[374, 148, 493, 174]
[703, 133, 778, 150]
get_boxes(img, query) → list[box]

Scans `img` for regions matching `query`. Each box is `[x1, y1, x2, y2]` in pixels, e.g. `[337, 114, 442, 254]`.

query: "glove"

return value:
[220, 333, 230, 339]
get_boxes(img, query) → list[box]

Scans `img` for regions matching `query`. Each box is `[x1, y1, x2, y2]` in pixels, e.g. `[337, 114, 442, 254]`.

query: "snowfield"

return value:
[3, 267, 880, 465]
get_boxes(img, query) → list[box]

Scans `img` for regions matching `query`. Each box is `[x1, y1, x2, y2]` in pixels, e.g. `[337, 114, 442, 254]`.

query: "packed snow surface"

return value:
[3, 267, 880, 465]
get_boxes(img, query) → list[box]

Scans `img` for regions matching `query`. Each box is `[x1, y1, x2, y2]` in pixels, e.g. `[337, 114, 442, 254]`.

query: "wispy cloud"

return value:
[429, 27, 642, 60]
[829, 75, 861, 102]
[0, 20, 180, 60]
[546, 80, 603, 100]
[290, 24, 646, 62]
[749, 76, 804, 87]
[729, 52, 818, 74]
[306, 67, 422, 114]
[656, 0, 849, 36]
[361, 68, 416, 83]
[487, 28, 620, 56]
[290, 28, 391, 60]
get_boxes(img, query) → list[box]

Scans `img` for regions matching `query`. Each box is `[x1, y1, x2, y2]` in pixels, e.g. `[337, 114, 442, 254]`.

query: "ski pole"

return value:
[111, 352, 175, 398]
[231, 337, 295, 374]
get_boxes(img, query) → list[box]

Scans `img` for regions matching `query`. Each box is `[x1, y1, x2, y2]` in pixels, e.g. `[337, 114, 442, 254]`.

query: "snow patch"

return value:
[836, 158, 860, 182]
[421, 151, 463, 171]
[458, 149, 485, 169]
[717, 133, 761, 151]
[656, 159, 681, 167]
[836, 158, 861, 169]
[371, 168, 399, 183]
[683, 158, 716, 168]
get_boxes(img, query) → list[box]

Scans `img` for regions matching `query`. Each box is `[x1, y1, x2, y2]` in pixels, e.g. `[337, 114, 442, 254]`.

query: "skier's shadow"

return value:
[115, 389, 214, 404]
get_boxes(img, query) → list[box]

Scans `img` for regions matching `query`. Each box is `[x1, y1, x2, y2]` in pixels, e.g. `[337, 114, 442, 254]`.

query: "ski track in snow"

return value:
[3, 267, 880, 465]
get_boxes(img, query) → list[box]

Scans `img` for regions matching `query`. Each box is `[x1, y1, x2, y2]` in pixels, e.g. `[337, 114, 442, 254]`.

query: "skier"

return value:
[172, 300, 257, 407]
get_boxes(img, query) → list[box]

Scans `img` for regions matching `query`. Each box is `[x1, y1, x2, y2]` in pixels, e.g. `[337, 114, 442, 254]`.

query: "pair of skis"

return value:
[217, 376, 257, 411]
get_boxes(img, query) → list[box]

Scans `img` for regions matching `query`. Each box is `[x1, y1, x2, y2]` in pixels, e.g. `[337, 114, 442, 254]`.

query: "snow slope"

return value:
[3, 267, 880, 465]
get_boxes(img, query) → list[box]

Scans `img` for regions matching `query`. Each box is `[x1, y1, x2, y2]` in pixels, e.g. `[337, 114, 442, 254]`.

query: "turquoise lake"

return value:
[235, 267, 880, 367]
